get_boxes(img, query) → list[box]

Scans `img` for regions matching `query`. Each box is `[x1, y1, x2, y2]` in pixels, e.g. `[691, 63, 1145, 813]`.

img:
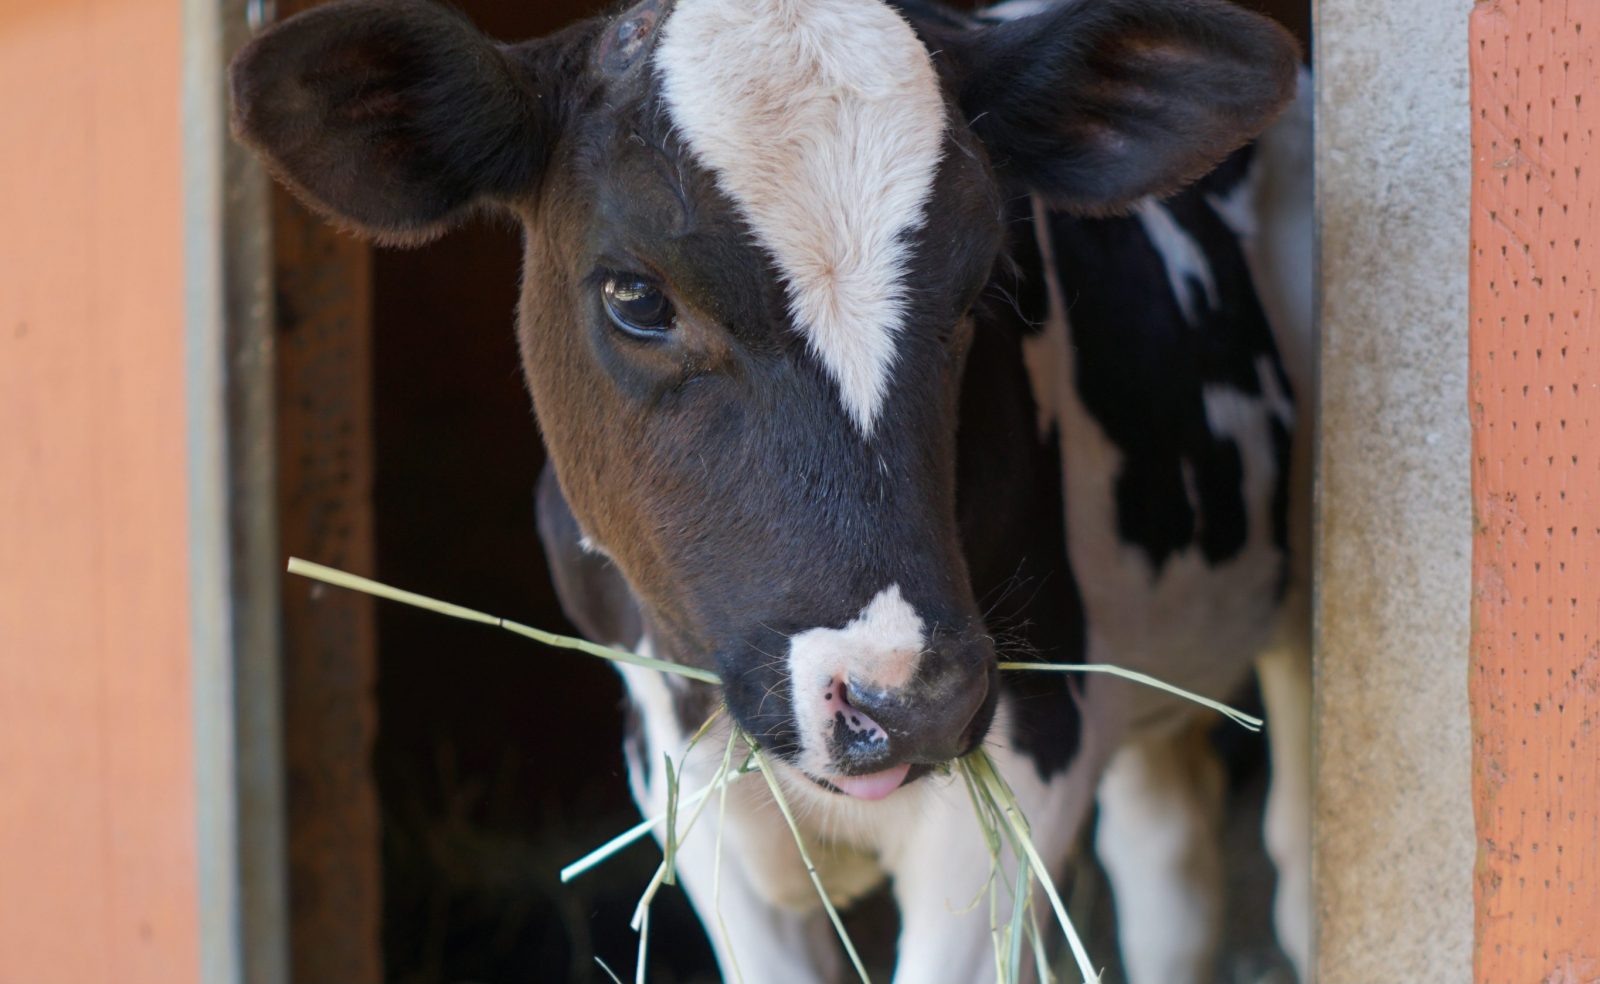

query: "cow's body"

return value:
[231, 0, 1312, 979]
[538, 68, 1315, 984]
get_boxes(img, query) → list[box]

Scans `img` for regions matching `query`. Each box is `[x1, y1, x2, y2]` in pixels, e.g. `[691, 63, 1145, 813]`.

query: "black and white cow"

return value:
[231, 0, 1313, 980]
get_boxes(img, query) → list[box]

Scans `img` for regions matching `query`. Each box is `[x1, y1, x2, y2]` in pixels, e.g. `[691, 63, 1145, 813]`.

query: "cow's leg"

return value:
[884, 777, 1002, 984]
[663, 799, 843, 984]
[1094, 719, 1225, 984]
[886, 738, 1096, 984]
[618, 663, 840, 984]
[1256, 641, 1313, 982]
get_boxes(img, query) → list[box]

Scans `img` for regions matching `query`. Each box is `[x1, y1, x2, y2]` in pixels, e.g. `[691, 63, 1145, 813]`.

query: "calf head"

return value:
[232, 0, 1296, 799]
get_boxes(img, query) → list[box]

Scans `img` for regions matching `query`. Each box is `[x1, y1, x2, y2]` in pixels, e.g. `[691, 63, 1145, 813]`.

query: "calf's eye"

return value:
[602, 275, 675, 336]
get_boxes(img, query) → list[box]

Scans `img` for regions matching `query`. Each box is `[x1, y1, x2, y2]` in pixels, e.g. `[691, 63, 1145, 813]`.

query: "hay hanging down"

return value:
[289, 557, 1262, 984]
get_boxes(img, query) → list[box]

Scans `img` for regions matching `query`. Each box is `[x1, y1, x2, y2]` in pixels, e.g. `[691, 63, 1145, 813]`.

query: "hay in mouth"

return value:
[290, 556, 1261, 984]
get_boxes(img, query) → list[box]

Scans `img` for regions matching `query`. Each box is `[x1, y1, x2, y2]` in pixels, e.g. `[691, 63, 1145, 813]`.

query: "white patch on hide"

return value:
[1095, 727, 1227, 984]
[1206, 170, 1258, 241]
[655, 0, 946, 435]
[1256, 354, 1295, 426]
[615, 639, 682, 811]
[1136, 198, 1219, 326]
[1223, 69, 1314, 402]
[1024, 199, 1284, 728]
[981, 0, 1051, 20]
[1021, 196, 1070, 440]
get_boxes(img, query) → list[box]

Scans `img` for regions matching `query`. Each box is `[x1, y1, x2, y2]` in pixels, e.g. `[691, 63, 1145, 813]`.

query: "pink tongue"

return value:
[831, 762, 912, 801]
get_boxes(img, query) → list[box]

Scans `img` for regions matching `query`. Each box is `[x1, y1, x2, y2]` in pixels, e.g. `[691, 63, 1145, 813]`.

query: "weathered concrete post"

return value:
[1314, 0, 1475, 980]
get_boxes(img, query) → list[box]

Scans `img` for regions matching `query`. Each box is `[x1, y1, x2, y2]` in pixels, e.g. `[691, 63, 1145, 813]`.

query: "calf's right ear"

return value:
[230, 0, 555, 243]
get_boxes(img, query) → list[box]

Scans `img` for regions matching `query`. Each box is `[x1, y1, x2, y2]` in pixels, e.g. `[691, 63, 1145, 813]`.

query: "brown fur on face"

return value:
[229, 0, 1300, 763]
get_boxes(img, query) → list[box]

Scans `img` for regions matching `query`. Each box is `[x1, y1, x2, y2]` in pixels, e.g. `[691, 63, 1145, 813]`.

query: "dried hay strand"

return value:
[288, 557, 1262, 984]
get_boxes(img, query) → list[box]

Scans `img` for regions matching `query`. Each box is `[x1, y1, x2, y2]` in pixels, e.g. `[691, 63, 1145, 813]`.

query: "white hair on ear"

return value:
[655, 0, 947, 435]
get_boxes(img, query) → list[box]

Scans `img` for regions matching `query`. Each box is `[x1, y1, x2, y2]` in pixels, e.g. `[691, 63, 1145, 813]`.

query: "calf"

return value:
[231, 0, 1312, 980]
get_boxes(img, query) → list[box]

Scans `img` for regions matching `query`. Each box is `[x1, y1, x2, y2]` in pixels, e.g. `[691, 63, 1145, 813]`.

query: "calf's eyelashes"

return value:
[228, 0, 560, 243]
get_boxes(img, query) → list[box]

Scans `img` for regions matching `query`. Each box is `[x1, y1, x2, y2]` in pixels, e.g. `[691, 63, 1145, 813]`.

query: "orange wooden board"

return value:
[0, 1, 198, 982]
[1471, 1, 1600, 981]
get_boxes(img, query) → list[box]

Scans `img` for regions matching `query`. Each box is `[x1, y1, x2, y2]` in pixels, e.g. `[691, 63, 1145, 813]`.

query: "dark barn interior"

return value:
[269, 1, 1314, 981]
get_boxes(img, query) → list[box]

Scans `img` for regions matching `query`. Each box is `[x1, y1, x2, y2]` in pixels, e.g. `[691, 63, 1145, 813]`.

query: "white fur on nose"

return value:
[654, 0, 946, 436]
[786, 584, 925, 778]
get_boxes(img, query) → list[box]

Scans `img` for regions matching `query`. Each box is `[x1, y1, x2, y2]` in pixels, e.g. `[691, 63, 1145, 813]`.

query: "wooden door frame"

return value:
[186, 1, 291, 983]
[193, 0, 387, 982]
[198, 0, 1600, 982]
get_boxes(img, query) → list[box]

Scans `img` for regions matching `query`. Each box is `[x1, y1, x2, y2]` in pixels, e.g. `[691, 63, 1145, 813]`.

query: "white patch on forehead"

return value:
[786, 583, 926, 777]
[655, 0, 946, 435]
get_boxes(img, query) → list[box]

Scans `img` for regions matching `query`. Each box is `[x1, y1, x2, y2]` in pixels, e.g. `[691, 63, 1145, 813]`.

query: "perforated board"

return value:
[1470, 1, 1600, 979]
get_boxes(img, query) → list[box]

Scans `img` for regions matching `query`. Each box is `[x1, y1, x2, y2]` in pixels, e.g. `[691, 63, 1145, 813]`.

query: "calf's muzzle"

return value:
[829, 633, 996, 779]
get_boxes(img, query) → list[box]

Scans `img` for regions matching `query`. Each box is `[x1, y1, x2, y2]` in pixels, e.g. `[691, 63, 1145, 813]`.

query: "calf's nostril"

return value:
[821, 676, 891, 750]
[848, 662, 990, 765]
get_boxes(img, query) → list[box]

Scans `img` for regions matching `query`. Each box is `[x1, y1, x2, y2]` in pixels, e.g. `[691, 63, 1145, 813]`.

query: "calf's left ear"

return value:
[230, 0, 555, 243]
[938, 0, 1301, 213]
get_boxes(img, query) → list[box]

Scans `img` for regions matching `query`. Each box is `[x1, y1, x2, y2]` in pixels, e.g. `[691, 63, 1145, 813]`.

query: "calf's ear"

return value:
[945, 0, 1300, 213]
[230, 0, 554, 243]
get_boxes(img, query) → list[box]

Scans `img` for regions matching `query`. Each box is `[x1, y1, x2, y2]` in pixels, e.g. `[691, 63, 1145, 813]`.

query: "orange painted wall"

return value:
[0, 1, 200, 983]
[1471, 1, 1600, 980]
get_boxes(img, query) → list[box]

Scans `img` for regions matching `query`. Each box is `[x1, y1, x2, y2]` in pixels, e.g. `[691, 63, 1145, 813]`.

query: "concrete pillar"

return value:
[1314, 1, 1475, 981]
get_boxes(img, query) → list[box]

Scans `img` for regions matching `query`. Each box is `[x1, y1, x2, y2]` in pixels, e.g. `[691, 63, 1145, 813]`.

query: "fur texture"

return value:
[656, 0, 947, 435]
[229, 1, 1312, 980]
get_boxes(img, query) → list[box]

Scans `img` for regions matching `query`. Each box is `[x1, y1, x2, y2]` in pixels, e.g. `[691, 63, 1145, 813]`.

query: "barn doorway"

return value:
[265, 1, 1316, 981]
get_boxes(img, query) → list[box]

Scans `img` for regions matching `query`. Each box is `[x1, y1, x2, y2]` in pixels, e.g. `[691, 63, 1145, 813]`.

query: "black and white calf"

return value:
[232, 0, 1313, 980]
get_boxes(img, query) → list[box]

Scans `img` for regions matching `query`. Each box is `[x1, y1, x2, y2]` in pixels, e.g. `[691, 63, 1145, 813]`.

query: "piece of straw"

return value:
[563, 708, 732, 884]
[963, 750, 1102, 984]
[1026, 901, 1054, 984]
[712, 735, 749, 984]
[746, 736, 873, 984]
[634, 905, 650, 984]
[662, 752, 681, 887]
[287, 558, 722, 685]
[288, 555, 1261, 984]
[656, 708, 727, 895]
[561, 767, 746, 882]
[962, 756, 1032, 984]
[629, 730, 751, 984]
[631, 731, 742, 930]
[997, 662, 1263, 732]
[957, 762, 1011, 983]
[1006, 851, 1031, 980]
